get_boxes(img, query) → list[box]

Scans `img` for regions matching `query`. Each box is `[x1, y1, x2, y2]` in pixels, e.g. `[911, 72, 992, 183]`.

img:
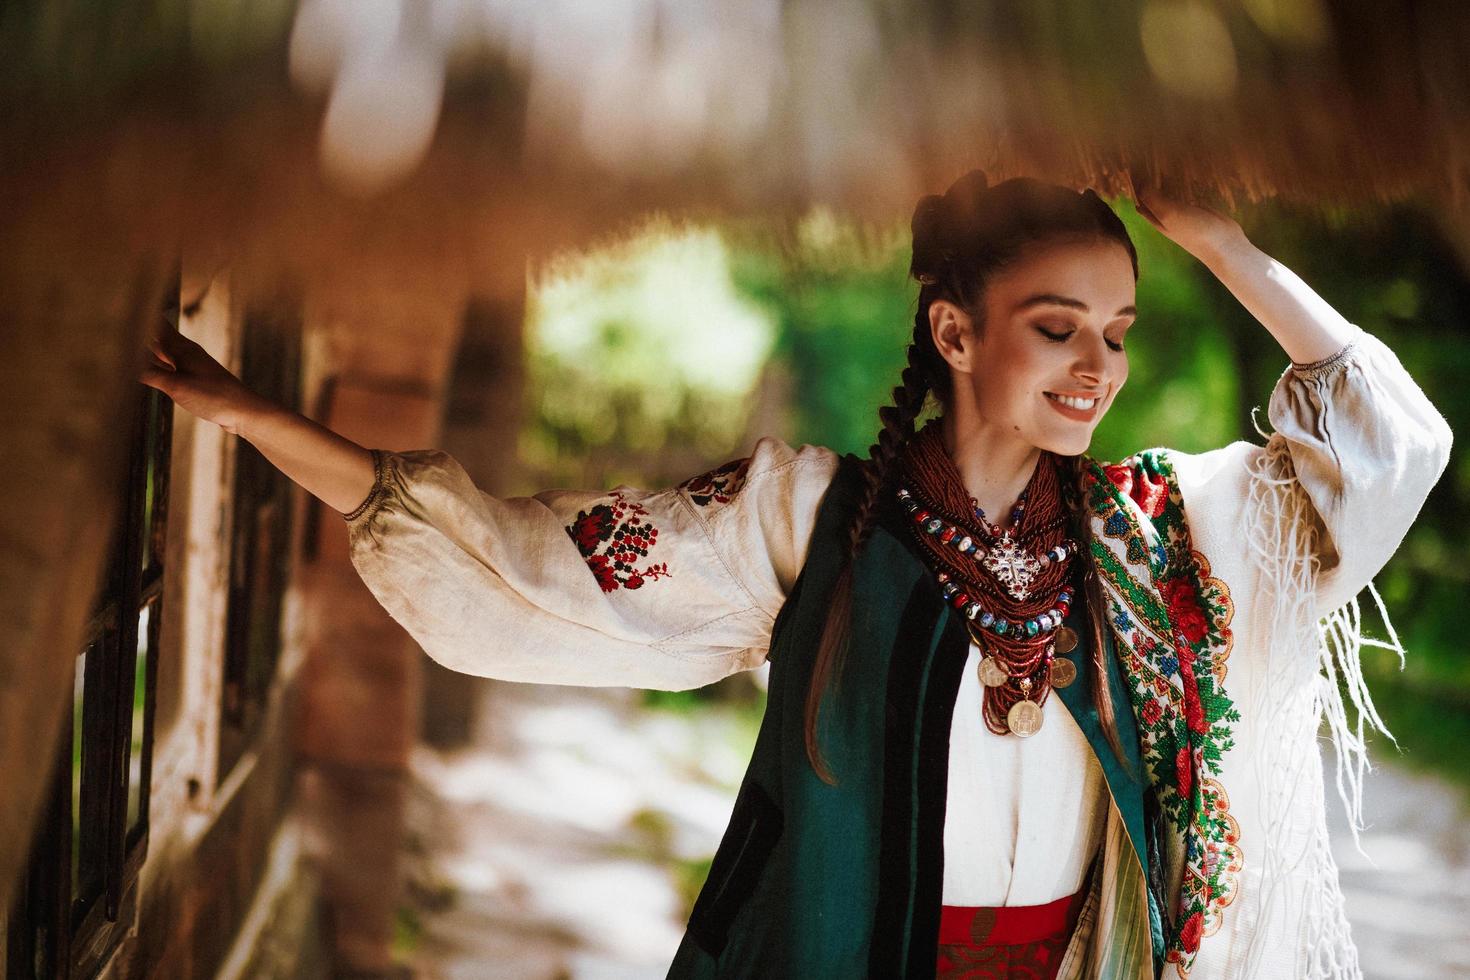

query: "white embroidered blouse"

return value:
[345, 323, 1452, 977]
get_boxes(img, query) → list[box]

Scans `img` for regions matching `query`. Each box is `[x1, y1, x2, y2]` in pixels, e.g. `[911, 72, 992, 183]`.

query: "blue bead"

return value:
[994, 618, 1008, 635]
[979, 611, 995, 628]
[1026, 620, 1040, 636]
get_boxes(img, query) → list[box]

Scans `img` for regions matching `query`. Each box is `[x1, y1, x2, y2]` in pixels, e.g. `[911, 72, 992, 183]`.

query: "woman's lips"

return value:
[1044, 390, 1101, 421]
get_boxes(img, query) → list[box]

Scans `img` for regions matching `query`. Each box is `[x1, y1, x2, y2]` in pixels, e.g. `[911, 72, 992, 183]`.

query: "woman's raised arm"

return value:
[1131, 177, 1357, 364]
[1127, 179, 1453, 612]
[140, 327, 377, 515]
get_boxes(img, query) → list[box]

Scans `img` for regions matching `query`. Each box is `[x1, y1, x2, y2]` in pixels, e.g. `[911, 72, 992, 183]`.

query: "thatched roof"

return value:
[4, 0, 1470, 306]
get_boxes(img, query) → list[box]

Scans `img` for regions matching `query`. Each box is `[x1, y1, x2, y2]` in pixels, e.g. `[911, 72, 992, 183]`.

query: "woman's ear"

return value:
[929, 300, 976, 376]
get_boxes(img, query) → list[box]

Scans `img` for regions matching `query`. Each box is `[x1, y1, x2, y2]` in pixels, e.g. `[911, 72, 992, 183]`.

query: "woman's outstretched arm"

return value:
[139, 327, 377, 515]
[140, 321, 841, 689]
[342, 437, 838, 688]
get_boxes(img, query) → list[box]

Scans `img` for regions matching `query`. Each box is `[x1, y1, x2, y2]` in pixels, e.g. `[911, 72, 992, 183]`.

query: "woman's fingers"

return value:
[157, 325, 202, 359]
[147, 340, 175, 370]
[138, 363, 174, 393]
[1122, 176, 1246, 260]
[1135, 192, 1165, 231]
[1122, 169, 1166, 230]
[158, 330, 185, 358]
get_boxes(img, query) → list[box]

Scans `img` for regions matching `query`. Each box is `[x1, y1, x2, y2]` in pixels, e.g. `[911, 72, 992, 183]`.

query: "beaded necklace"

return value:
[894, 420, 1082, 737]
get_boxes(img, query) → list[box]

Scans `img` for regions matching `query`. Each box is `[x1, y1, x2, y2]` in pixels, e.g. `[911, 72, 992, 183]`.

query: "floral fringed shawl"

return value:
[1084, 450, 1243, 974]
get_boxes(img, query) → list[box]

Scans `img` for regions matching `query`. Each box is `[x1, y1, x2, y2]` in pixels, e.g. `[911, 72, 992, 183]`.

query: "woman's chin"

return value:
[1036, 430, 1095, 458]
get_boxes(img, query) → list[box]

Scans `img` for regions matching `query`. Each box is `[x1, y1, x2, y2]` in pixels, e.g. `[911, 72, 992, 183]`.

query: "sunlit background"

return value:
[3, 1, 1470, 978]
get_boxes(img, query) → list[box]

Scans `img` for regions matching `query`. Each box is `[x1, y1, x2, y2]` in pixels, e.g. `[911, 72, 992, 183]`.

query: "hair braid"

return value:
[850, 351, 932, 555]
[803, 341, 932, 783]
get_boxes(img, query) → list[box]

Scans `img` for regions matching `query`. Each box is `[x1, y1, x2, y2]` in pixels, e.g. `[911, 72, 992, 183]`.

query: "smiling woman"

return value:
[140, 172, 1452, 980]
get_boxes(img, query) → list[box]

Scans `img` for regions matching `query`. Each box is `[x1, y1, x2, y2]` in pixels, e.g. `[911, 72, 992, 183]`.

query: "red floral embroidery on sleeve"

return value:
[678, 456, 752, 507]
[564, 492, 672, 593]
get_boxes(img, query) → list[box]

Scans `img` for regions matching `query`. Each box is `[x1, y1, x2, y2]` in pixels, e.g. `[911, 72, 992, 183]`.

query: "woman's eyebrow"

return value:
[1012, 293, 1137, 317]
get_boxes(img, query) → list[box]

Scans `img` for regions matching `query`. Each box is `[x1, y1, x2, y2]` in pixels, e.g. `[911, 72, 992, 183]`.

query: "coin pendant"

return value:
[1049, 657, 1077, 689]
[1054, 626, 1079, 654]
[1007, 699, 1044, 737]
[977, 656, 1009, 688]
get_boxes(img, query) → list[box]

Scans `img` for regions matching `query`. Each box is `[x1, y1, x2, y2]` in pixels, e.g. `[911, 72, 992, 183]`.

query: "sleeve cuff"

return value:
[1289, 333, 1362, 382]
[343, 449, 390, 525]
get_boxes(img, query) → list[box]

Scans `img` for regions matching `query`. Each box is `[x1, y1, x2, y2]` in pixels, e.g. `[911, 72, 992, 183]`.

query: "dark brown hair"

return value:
[803, 172, 1140, 784]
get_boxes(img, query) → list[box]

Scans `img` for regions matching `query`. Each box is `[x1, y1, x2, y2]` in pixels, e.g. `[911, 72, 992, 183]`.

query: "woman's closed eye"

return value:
[1036, 325, 1126, 352]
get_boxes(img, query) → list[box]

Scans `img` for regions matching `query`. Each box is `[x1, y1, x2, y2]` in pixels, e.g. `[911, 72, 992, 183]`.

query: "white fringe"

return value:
[1233, 418, 1405, 980]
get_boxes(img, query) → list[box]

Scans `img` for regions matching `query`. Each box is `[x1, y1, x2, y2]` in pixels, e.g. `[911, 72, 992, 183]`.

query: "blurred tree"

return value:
[521, 216, 777, 492]
[726, 210, 914, 458]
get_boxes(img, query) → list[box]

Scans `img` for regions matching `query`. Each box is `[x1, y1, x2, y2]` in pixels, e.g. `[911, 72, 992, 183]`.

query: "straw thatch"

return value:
[4, 0, 1470, 285]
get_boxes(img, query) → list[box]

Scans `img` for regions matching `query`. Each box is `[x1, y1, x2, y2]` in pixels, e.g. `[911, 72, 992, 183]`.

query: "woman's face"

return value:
[932, 237, 1136, 457]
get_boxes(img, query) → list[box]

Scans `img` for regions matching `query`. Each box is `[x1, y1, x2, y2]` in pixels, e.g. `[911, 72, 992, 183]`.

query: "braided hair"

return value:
[804, 172, 1139, 784]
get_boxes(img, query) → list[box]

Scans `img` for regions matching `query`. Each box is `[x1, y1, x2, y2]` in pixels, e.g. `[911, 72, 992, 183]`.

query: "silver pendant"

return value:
[981, 531, 1043, 601]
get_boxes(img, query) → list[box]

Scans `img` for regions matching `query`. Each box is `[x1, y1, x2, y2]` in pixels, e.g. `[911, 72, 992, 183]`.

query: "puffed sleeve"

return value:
[1265, 326, 1453, 610]
[1169, 323, 1453, 615]
[343, 435, 841, 689]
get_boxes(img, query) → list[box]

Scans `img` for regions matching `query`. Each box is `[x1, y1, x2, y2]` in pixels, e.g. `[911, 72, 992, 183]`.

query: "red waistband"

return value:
[938, 885, 1088, 947]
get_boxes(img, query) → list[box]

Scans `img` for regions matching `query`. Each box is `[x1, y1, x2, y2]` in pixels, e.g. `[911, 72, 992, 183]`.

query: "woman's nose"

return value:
[1072, 338, 1108, 381]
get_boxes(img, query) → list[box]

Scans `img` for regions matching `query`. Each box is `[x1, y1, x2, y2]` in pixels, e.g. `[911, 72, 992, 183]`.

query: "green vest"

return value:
[667, 454, 1161, 979]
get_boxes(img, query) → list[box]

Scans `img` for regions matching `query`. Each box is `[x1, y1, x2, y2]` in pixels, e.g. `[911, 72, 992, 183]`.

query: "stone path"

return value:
[403, 681, 756, 979]
[403, 681, 1470, 978]
[1327, 750, 1470, 979]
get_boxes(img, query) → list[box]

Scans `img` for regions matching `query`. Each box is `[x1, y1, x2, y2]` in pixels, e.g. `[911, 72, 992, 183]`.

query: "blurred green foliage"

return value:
[523, 216, 777, 490]
[0, 0, 294, 109]
[724, 210, 917, 457]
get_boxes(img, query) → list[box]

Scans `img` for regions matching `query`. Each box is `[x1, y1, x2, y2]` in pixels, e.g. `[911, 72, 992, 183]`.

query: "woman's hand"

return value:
[1122, 172, 1358, 364]
[1125, 172, 1249, 266]
[139, 329, 265, 436]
